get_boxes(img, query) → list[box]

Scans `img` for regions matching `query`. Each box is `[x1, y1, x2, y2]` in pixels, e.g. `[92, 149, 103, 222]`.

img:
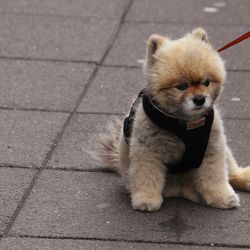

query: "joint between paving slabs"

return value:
[0, 55, 97, 65]
[0, 106, 72, 114]
[124, 19, 250, 27]
[98, 0, 134, 65]
[0, 57, 249, 74]
[3, 234, 250, 249]
[0, 11, 122, 22]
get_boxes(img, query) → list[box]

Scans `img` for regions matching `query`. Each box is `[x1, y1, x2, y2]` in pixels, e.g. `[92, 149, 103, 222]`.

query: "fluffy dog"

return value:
[95, 28, 250, 212]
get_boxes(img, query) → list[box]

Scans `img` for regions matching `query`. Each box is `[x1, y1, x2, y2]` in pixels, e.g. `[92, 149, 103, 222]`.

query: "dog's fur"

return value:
[95, 28, 250, 212]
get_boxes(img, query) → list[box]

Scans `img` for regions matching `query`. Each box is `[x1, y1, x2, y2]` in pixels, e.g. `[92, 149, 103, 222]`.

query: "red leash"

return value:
[217, 31, 250, 52]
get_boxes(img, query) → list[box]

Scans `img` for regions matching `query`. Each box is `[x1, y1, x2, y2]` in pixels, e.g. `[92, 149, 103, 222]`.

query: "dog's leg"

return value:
[119, 135, 130, 171]
[129, 150, 165, 212]
[227, 146, 250, 191]
[163, 175, 181, 199]
[164, 174, 201, 203]
[195, 144, 239, 209]
[180, 176, 201, 203]
[194, 110, 240, 209]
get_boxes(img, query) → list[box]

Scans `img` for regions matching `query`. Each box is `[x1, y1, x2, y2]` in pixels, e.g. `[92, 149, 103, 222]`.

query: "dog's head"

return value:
[144, 28, 226, 120]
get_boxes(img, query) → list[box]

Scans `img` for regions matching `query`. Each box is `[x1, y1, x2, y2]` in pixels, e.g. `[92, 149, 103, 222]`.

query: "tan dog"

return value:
[95, 28, 250, 212]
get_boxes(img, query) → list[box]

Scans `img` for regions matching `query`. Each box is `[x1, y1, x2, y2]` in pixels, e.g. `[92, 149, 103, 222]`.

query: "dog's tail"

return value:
[94, 119, 122, 173]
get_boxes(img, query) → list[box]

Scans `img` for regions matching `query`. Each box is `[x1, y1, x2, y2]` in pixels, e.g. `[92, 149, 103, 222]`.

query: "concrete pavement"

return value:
[0, 0, 249, 249]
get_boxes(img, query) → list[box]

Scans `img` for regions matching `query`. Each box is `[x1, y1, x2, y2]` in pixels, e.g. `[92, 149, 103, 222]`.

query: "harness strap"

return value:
[123, 89, 145, 144]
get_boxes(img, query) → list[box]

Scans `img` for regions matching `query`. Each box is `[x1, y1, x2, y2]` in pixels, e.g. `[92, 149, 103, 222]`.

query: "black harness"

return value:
[123, 90, 214, 174]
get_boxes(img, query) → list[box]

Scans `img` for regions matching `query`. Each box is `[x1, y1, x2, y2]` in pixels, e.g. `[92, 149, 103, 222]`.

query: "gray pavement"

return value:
[0, 0, 249, 249]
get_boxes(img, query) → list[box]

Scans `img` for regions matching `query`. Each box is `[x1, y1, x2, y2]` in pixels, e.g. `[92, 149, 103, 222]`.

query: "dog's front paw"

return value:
[203, 186, 240, 209]
[131, 192, 163, 212]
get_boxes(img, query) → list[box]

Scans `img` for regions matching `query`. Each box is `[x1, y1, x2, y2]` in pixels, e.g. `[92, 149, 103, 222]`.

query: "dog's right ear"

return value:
[191, 28, 209, 43]
[146, 34, 166, 65]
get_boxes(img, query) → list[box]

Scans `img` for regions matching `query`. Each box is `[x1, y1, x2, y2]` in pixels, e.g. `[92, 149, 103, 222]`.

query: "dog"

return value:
[95, 28, 250, 212]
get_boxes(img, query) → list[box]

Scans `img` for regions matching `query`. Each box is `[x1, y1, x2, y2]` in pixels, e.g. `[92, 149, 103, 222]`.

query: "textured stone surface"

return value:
[104, 22, 250, 70]
[0, 0, 129, 19]
[10, 170, 250, 246]
[0, 110, 68, 168]
[224, 119, 250, 167]
[47, 114, 121, 170]
[77, 66, 144, 113]
[0, 60, 95, 111]
[126, 0, 250, 25]
[219, 72, 250, 119]
[0, 168, 33, 233]
[0, 238, 244, 250]
[0, 14, 118, 62]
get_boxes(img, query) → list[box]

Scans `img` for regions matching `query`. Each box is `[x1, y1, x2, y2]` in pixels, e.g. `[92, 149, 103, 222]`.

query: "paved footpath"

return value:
[0, 0, 249, 249]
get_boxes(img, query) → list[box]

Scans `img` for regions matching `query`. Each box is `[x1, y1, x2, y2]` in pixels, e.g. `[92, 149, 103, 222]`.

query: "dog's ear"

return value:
[192, 28, 209, 43]
[146, 34, 166, 65]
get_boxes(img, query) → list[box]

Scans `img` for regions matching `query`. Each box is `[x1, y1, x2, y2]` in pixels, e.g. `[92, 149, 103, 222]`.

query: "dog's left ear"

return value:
[192, 28, 209, 43]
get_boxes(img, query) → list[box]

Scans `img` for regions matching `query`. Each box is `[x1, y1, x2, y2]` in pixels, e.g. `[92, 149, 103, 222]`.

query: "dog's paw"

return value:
[203, 186, 240, 209]
[131, 192, 163, 212]
[230, 167, 250, 191]
[215, 193, 240, 209]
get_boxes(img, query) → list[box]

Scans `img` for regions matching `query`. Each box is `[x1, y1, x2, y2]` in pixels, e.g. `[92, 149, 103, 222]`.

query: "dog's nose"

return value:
[193, 95, 205, 106]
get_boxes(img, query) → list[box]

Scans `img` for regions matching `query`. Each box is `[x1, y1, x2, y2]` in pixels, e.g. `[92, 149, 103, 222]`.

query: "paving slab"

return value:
[0, 0, 129, 20]
[78, 67, 250, 119]
[224, 119, 250, 167]
[219, 72, 250, 119]
[77, 66, 144, 114]
[0, 110, 68, 168]
[47, 112, 249, 171]
[9, 170, 250, 246]
[0, 60, 95, 111]
[126, 0, 250, 25]
[0, 14, 118, 62]
[0, 238, 244, 250]
[104, 22, 250, 70]
[0, 168, 33, 234]
[47, 114, 121, 170]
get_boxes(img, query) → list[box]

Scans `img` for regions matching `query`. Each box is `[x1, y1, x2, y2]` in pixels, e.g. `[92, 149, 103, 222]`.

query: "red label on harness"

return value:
[186, 117, 206, 130]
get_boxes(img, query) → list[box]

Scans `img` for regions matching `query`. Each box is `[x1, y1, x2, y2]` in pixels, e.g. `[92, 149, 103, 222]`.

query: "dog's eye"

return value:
[176, 82, 189, 91]
[203, 79, 210, 87]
